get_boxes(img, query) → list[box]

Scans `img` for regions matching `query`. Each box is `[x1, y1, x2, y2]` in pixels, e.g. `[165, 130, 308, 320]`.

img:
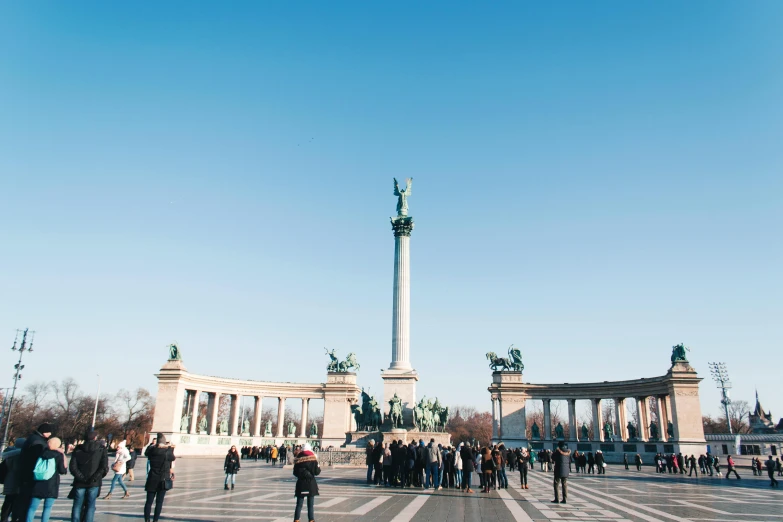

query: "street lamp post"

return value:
[708, 362, 732, 434]
[1, 329, 35, 452]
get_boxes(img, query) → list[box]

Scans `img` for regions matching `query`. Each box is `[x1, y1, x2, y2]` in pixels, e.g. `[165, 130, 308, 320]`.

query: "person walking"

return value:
[453, 444, 463, 489]
[104, 441, 131, 499]
[595, 451, 605, 475]
[1, 438, 26, 522]
[765, 456, 779, 487]
[634, 454, 642, 471]
[25, 437, 66, 522]
[292, 443, 320, 522]
[144, 434, 176, 522]
[551, 442, 570, 504]
[68, 431, 108, 522]
[776, 457, 782, 477]
[460, 443, 475, 493]
[725, 455, 741, 480]
[224, 446, 240, 490]
[688, 455, 698, 477]
[124, 446, 138, 482]
[587, 452, 595, 474]
[518, 448, 530, 489]
[623, 454, 629, 470]
[271, 445, 279, 466]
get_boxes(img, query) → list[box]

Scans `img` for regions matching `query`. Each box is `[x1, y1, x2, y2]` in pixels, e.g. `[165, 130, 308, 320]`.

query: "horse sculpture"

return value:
[339, 352, 360, 373]
[388, 394, 403, 429]
[487, 345, 524, 372]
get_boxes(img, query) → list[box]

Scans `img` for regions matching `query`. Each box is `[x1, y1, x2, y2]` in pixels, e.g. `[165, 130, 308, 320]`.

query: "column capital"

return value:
[391, 216, 414, 237]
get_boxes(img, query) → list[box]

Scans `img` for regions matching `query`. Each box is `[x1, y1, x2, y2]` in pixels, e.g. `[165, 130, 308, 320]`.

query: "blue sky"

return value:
[1, 2, 781, 420]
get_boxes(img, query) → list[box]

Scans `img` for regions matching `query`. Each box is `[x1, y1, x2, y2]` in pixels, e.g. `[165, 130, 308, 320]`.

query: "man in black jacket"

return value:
[552, 441, 570, 504]
[18, 423, 53, 517]
[69, 431, 109, 522]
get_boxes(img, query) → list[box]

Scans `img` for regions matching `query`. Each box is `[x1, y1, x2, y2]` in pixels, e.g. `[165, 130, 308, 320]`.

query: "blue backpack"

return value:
[33, 458, 55, 481]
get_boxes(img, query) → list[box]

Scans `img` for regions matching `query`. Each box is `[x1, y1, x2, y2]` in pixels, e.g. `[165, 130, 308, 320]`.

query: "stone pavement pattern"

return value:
[40, 458, 783, 521]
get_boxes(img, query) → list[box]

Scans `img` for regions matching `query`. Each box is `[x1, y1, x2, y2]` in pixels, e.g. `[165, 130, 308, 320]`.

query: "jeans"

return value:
[455, 469, 462, 488]
[225, 473, 236, 485]
[519, 467, 528, 486]
[25, 498, 54, 522]
[497, 467, 508, 488]
[425, 463, 439, 488]
[108, 474, 128, 495]
[366, 465, 373, 483]
[294, 495, 314, 521]
[438, 465, 444, 487]
[462, 471, 472, 490]
[144, 490, 167, 522]
[71, 487, 99, 522]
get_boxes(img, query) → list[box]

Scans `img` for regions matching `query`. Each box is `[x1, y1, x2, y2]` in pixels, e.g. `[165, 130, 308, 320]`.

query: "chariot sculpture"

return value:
[325, 348, 360, 373]
[486, 345, 524, 372]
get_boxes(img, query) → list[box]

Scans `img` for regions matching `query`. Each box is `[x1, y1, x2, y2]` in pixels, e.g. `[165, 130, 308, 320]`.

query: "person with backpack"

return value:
[1, 438, 26, 522]
[144, 434, 176, 522]
[17, 424, 53, 520]
[26, 437, 66, 522]
[104, 441, 131, 499]
[68, 431, 109, 522]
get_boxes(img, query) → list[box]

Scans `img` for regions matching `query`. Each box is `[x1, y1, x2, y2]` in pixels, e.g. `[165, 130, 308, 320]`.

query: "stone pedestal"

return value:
[322, 372, 361, 447]
[380, 430, 451, 447]
[151, 360, 189, 435]
[667, 361, 707, 455]
[382, 369, 419, 427]
[488, 371, 528, 446]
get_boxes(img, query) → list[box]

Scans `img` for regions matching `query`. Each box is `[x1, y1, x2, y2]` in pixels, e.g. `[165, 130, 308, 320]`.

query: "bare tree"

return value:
[116, 388, 154, 439]
[51, 378, 81, 417]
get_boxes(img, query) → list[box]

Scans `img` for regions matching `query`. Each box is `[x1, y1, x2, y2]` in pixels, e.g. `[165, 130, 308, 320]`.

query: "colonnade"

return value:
[492, 395, 672, 442]
[181, 390, 313, 438]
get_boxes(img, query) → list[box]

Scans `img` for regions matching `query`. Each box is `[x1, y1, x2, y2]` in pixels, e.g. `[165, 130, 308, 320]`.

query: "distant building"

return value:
[749, 391, 780, 434]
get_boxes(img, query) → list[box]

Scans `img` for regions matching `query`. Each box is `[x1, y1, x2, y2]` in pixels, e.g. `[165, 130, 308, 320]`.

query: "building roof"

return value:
[705, 433, 783, 442]
[753, 391, 772, 420]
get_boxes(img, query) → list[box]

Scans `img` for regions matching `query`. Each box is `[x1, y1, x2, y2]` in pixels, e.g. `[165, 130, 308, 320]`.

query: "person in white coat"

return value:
[104, 441, 131, 499]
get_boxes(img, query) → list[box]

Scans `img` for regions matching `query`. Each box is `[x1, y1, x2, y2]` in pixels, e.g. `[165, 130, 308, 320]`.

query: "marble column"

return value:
[491, 398, 499, 441]
[189, 390, 201, 434]
[592, 399, 603, 442]
[389, 216, 414, 370]
[635, 397, 647, 441]
[208, 393, 220, 436]
[252, 396, 263, 437]
[616, 398, 628, 440]
[276, 397, 285, 437]
[299, 398, 309, 438]
[657, 395, 669, 442]
[229, 395, 240, 436]
[568, 399, 577, 440]
[543, 399, 552, 440]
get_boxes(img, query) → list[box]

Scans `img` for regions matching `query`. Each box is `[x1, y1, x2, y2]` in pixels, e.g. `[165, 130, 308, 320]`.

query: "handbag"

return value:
[112, 461, 122, 473]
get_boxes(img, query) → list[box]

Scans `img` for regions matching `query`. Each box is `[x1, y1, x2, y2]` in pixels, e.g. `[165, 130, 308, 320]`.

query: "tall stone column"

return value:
[276, 397, 285, 437]
[568, 399, 577, 441]
[299, 398, 309, 438]
[592, 399, 603, 442]
[208, 393, 220, 436]
[491, 397, 499, 441]
[189, 390, 201, 434]
[657, 395, 669, 442]
[252, 396, 263, 437]
[616, 398, 628, 440]
[382, 212, 418, 426]
[635, 397, 646, 441]
[229, 395, 240, 436]
[543, 399, 552, 440]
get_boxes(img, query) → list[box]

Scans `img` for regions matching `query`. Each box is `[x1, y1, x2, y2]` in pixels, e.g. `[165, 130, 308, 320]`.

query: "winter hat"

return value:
[37, 423, 54, 435]
[86, 431, 98, 441]
[302, 443, 312, 452]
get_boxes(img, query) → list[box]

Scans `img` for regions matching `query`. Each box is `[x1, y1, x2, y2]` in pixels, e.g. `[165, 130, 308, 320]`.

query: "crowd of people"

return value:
[0, 425, 175, 522]
[238, 445, 290, 466]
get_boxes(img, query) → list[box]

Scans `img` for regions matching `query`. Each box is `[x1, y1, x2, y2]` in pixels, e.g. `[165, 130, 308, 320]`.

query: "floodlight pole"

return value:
[1, 329, 35, 452]
[709, 362, 732, 434]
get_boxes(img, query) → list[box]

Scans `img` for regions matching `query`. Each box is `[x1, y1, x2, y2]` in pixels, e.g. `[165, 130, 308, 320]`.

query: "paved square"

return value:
[40, 459, 783, 521]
